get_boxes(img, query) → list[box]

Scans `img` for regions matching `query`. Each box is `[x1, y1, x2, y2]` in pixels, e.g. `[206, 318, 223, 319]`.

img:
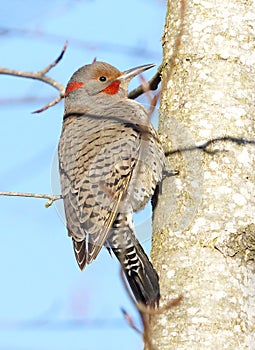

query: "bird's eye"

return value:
[99, 76, 107, 82]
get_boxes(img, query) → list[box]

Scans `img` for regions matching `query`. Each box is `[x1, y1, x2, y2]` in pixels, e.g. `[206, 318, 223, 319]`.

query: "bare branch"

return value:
[141, 313, 156, 350]
[119, 267, 182, 350]
[0, 191, 62, 208]
[0, 66, 64, 92]
[0, 41, 67, 113]
[137, 296, 183, 316]
[128, 66, 162, 100]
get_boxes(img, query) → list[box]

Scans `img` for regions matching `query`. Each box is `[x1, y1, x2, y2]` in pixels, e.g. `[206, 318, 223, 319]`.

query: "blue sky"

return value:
[0, 1, 165, 349]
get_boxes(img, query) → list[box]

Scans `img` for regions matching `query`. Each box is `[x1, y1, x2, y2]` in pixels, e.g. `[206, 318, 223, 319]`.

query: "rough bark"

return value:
[150, 0, 255, 348]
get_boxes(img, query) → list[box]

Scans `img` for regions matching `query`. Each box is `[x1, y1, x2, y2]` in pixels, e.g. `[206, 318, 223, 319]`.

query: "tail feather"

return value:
[121, 242, 160, 307]
[72, 237, 87, 270]
[107, 213, 160, 307]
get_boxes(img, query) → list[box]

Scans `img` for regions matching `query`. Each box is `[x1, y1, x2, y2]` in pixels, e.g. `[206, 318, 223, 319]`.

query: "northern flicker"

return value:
[58, 61, 165, 306]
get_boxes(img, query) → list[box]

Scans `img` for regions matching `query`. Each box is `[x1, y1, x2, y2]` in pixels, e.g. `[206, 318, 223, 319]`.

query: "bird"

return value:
[58, 60, 165, 307]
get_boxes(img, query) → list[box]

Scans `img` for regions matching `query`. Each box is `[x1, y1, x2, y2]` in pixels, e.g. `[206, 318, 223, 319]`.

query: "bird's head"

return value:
[64, 61, 155, 113]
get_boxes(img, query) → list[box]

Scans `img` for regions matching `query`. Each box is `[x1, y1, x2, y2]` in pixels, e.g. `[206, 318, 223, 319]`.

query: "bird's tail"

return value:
[107, 213, 160, 307]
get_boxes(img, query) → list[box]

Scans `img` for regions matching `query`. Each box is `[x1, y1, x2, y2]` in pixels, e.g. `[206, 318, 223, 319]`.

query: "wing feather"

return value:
[58, 113, 140, 267]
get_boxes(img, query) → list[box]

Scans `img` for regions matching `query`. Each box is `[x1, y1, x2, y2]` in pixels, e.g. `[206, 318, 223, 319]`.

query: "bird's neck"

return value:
[64, 93, 127, 115]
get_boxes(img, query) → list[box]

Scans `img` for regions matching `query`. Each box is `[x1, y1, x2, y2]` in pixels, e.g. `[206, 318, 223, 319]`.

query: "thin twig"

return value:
[120, 308, 143, 335]
[32, 95, 63, 114]
[0, 41, 67, 113]
[40, 40, 68, 75]
[147, 90, 161, 116]
[0, 191, 62, 208]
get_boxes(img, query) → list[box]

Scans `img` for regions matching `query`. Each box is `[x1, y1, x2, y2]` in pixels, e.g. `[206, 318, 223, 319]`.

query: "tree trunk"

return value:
[150, 0, 255, 348]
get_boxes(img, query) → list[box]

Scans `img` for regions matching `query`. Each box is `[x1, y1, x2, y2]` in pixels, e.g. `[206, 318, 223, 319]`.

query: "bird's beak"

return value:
[118, 63, 155, 81]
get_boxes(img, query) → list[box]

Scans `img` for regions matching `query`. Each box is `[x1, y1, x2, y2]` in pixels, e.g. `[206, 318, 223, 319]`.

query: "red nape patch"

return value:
[102, 81, 120, 95]
[65, 82, 84, 96]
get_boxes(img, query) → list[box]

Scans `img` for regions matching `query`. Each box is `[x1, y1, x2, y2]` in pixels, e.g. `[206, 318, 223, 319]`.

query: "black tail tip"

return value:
[126, 271, 160, 308]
